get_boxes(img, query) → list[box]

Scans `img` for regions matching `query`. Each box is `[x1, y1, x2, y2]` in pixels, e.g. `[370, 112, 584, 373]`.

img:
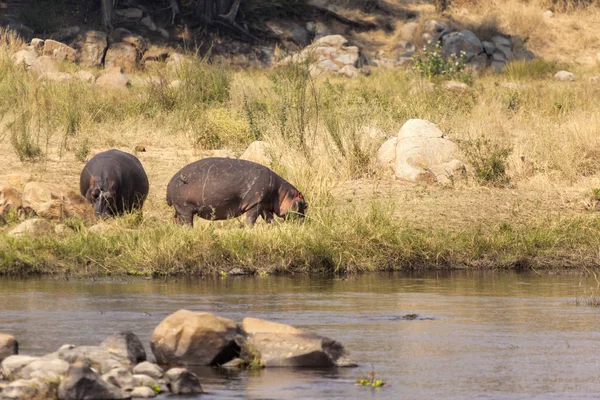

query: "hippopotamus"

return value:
[166, 158, 307, 226]
[80, 149, 149, 217]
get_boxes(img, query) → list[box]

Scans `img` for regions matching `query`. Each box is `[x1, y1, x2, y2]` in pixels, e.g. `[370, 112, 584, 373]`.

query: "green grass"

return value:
[1, 203, 600, 277]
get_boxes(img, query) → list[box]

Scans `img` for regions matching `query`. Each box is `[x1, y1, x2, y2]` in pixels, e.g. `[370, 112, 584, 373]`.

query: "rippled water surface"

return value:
[1, 272, 600, 399]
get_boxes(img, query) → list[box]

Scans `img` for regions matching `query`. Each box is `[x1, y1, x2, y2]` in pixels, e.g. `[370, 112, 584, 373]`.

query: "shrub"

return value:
[413, 42, 470, 83]
[503, 59, 560, 80]
[459, 137, 512, 186]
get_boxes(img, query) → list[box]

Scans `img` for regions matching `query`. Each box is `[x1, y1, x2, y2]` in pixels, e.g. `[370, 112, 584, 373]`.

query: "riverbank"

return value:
[2, 182, 600, 277]
[2, 1, 600, 276]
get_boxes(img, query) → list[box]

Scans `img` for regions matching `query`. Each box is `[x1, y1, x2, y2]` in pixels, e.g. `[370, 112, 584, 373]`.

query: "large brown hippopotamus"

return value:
[80, 149, 149, 217]
[166, 158, 307, 226]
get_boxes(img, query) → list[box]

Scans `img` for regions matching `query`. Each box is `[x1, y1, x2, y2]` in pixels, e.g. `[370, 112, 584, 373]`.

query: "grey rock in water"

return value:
[101, 331, 146, 365]
[132, 361, 163, 380]
[101, 367, 136, 390]
[165, 368, 204, 395]
[19, 359, 69, 380]
[151, 310, 242, 366]
[130, 386, 156, 398]
[1, 378, 55, 399]
[241, 317, 357, 368]
[0, 334, 18, 363]
[58, 362, 130, 400]
[1, 355, 39, 379]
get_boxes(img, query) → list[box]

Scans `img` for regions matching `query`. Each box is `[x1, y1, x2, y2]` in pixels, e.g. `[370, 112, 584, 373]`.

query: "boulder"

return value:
[0, 182, 23, 215]
[57, 345, 124, 374]
[115, 8, 144, 19]
[130, 386, 156, 398]
[101, 367, 135, 390]
[75, 31, 108, 68]
[105, 42, 138, 73]
[140, 15, 157, 31]
[491, 52, 508, 73]
[22, 182, 94, 222]
[421, 19, 450, 43]
[482, 41, 495, 56]
[142, 46, 169, 66]
[389, 119, 465, 184]
[58, 362, 129, 400]
[42, 39, 77, 62]
[132, 362, 163, 380]
[9, 218, 52, 238]
[0, 378, 54, 400]
[241, 317, 357, 368]
[0, 333, 18, 363]
[150, 310, 242, 366]
[376, 137, 397, 173]
[339, 65, 359, 78]
[121, 34, 148, 56]
[554, 70, 575, 81]
[165, 368, 203, 395]
[30, 38, 44, 53]
[239, 141, 273, 167]
[101, 331, 146, 365]
[491, 35, 512, 60]
[96, 68, 130, 89]
[132, 374, 159, 389]
[394, 40, 416, 57]
[20, 359, 69, 380]
[29, 55, 59, 76]
[468, 53, 489, 72]
[75, 70, 95, 84]
[441, 30, 483, 62]
[543, 10, 554, 18]
[11, 49, 37, 68]
[1, 355, 40, 379]
[54, 223, 74, 236]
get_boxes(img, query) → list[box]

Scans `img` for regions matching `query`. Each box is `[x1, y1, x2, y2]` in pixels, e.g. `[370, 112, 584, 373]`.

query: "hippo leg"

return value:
[174, 206, 195, 227]
[245, 205, 263, 226]
[263, 210, 274, 224]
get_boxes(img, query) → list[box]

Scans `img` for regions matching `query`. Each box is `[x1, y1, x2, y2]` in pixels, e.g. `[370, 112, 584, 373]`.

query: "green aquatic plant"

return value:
[153, 385, 162, 394]
[355, 364, 386, 388]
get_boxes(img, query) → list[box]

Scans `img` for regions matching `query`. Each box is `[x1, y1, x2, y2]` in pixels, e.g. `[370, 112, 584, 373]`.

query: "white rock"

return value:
[554, 70, 575, 81]
[11, 50, 37, 67]
[339, 65, 359, 78]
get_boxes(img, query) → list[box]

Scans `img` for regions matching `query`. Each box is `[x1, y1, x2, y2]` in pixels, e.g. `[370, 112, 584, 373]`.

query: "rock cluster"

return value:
[150, 310, 356, 369]
[377, 119, 466, 184]
[0, 181, 94, 237]
[11, 30, 185, 88]
[0, 312, 355, 399]
[0, 331, 201, 399]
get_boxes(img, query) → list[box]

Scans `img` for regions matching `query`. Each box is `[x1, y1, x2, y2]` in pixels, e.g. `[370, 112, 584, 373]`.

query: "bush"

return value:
[503, 59, 560, 80]
[459, 137, 512, 186]
[413, 42, 471, 83]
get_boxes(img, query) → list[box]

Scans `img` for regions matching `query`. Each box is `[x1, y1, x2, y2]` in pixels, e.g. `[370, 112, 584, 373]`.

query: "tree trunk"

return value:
[101, 0, 113, 29]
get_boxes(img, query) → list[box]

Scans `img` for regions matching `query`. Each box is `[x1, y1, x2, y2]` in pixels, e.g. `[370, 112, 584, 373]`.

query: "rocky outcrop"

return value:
[105, 42, 139, 73]
[377, 119, 465, 184]
[241, 317, 357, 368]
[42, 39, 77, 62]
[22, 182, 94, 223]
[280, 35, 361, 77]
[73, 31, 108, 68]
[441, 29, 483, 62]
[150, 310, 242, 366]
[0, 334, 18, 363]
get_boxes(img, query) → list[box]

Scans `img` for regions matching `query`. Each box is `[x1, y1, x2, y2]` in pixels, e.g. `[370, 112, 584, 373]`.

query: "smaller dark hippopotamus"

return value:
[166, 158, 307, 226]
[80, 149, 149, 217]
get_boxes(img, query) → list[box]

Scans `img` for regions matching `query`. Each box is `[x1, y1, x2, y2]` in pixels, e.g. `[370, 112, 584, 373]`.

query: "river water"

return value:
[1, 272, 600, 400]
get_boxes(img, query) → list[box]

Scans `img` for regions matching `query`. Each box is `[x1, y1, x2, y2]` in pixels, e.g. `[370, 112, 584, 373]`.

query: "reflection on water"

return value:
[1, 271, 599, 399]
